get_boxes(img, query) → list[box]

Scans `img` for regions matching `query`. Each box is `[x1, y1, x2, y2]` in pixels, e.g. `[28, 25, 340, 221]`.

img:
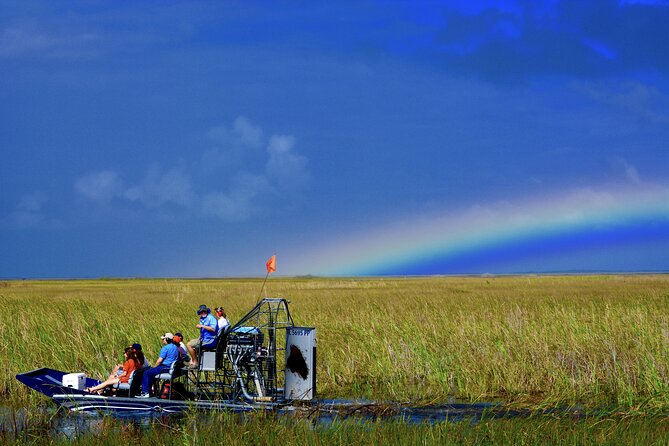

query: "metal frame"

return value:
[187, 298, 294, 403]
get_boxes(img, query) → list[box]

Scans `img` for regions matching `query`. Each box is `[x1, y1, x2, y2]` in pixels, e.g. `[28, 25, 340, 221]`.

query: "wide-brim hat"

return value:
[197, 304, 210, 315]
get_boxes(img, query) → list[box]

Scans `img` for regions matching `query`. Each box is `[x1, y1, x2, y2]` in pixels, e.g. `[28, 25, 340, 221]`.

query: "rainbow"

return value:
[295, 185, 669, 276]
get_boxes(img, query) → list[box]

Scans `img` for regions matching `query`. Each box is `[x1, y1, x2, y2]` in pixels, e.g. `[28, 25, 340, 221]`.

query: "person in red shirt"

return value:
[86, 347, 140, 394]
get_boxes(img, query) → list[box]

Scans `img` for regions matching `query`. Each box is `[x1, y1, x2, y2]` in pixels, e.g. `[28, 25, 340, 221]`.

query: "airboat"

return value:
[16, 298, 317, 414]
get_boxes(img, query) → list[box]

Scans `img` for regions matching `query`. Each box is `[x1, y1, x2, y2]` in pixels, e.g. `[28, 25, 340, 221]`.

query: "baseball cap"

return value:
[197, 304, 210, 315]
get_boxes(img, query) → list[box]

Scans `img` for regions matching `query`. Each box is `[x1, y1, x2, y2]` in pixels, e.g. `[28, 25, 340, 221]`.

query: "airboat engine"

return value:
[284, 326, 316, 400]
[189, 298, 317, 404]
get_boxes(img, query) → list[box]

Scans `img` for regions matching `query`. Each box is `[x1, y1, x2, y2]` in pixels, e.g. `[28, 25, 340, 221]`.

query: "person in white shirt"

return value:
[173, 332, 189, 360]
[215, 307, 230, 333]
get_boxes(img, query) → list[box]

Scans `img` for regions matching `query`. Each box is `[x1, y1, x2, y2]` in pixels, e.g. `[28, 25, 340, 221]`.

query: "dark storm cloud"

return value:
[420, 0, 669, 81]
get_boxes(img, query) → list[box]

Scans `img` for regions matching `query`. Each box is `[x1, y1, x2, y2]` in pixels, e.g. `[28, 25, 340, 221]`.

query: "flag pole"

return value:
[257, 271, 270, 302]
[258, 254, 276, 302]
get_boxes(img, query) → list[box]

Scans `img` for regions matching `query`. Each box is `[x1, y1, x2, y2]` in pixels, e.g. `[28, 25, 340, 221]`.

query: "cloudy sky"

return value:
[2, 0, 668, 278]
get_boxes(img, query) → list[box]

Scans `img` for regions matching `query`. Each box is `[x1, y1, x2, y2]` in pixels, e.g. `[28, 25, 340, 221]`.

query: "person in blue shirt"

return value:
[137, 332, 180, 398]
[186, 305, 218, 368]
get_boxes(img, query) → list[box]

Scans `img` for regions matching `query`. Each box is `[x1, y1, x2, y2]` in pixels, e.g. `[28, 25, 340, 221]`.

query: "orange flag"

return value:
[266, 255, 276, 274]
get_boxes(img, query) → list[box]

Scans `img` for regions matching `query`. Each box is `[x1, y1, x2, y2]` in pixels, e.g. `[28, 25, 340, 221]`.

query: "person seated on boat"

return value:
[186, 305, 218, 368]
[215, 307, 230, 333]
[110, 342, 148, 377]
[173, 332, 189, 360]
[86, 347, 140, 395]
[131, 343, 151, 368]
[137, 333, 180, 398]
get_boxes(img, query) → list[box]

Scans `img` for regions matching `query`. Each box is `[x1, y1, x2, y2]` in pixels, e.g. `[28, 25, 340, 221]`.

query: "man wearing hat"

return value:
[137, 332, 180, 398]
[186, 304, 218, 368]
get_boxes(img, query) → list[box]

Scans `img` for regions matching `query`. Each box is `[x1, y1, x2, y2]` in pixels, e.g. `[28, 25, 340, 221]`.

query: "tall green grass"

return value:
[1, 276, 668, 410]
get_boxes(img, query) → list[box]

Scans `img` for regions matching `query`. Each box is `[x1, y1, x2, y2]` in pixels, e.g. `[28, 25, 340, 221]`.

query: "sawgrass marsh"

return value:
[1, 275, 668, 411]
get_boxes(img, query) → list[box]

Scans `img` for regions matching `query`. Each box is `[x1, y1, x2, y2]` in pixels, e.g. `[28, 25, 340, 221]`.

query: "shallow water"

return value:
[313, 399, 513, 425]
[0, 405, 167, 441]
[0, 398, 540, 439]
[2, 402, 666, 446]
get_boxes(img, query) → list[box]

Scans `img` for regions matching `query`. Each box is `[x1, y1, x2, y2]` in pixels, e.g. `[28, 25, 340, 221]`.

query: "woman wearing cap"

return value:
[215, 307, 230, 333]
[86, 347, 140, 394]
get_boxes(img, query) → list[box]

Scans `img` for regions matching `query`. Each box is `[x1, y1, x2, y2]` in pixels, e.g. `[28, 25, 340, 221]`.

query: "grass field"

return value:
[1, 275, 668, 411]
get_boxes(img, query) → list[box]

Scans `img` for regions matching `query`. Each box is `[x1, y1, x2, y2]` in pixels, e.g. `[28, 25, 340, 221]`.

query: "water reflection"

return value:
[0, 400, 538, 440]
[0, 405, 171, 441]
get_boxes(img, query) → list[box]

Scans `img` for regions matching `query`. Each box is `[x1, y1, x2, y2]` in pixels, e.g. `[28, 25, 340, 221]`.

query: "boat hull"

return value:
[17, 368, 281, 415]
[53, 394, 277, 414]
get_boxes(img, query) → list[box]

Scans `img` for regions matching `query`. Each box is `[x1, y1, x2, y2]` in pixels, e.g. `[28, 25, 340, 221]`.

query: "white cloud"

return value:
[267, 134, 294, 154]
[266, 135, 310, 191]
[0, 20, 99, 59]
[200, 117, 310, 218]
[0, 23, 57, 58]
[76, 166, 193, 209]
[622, 163, 641, 185]
[124, 166, 194, 207]
[201, 192, 246, 221]
[207, 116, 264, 149]
[9, 192, 48, 228]
[75, 117, 309, 222]
[202, 174, 271, 222]
[10, 211, 43, 228]
[233, 116, 264, 148]
[17, 192, 48, 213]
[200, 116, 267, 177]
[74, 170, 124, 203]
[610, 158, 641, 184]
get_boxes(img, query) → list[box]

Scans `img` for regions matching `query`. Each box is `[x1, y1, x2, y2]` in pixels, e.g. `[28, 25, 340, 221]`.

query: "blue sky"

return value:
[1, 0, 668, 278]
